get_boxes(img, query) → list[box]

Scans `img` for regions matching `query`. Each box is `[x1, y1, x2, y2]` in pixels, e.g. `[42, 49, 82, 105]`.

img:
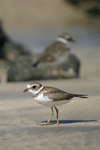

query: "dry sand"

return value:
[0, 0, 100, 149]
[0, 49, 100, 150]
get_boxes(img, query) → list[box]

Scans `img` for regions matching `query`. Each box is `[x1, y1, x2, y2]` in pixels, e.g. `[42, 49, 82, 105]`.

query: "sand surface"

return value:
[0, 0, 100, 149]
[0, 49, 100, 150]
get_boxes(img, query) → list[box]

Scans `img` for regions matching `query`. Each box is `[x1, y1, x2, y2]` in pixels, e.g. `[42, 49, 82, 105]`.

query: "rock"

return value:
[0, 60, 9, 83]
[0, 20, 80, 81]
[8, 56, 34, 81]
[64, 0, 100, 16]
[0, 20, 30, 62]
[0, 20, 32, 82]
[8, 53, 80, 81]
[3, 42, 30, 62]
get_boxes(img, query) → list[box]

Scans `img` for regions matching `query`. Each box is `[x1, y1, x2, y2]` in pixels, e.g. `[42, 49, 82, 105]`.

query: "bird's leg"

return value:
[42, 107, 54, 125]
[54, 106, 59, 125]
[49, 68, 54, 79]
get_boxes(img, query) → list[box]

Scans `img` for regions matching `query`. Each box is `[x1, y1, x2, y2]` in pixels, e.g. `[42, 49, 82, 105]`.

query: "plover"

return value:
[33, 33, 75, 67]
[23, 81, 88, 125]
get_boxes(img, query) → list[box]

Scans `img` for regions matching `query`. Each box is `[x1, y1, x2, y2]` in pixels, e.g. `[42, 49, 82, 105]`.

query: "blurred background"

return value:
[0, 0, 100, 82]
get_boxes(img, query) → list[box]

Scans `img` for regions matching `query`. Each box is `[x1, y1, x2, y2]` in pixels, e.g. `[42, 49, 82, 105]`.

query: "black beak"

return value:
[68, 38, 75, 43]
[23, 88, 29, 92]
[69, 38, 75, 43]
[71, 38, 75, 42]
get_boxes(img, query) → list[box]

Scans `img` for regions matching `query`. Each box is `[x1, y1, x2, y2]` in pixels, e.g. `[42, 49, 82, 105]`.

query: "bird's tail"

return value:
[73, 94, 88, 99]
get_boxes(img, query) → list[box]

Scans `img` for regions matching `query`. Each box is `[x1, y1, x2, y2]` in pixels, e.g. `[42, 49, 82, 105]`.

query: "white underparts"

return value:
[72, 97, 80, 100]
[34, 92, 71, 106]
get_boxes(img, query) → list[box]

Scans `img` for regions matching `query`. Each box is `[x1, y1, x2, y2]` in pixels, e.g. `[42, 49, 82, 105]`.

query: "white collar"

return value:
[56, 37, 71, 49]
[56, 37, 68, 45]
[35, 86, 44, 94]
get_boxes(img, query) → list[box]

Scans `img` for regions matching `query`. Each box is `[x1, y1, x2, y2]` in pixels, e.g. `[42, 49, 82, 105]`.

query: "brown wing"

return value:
[43, 87, 88, 101]
[33, 42, 69, 66]
[44, 42, 69, 55]
[43, 87, 74, 101]
[38, 42, 69, 62]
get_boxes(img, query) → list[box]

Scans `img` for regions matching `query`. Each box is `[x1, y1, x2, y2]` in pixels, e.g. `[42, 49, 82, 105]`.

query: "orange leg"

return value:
[42, 107, 54, 125]
[54, 106, 59, 125]
[41, 106, 59, 125]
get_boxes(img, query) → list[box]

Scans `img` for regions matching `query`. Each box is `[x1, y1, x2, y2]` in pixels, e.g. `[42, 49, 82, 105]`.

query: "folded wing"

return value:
[43, 87, 88, 101]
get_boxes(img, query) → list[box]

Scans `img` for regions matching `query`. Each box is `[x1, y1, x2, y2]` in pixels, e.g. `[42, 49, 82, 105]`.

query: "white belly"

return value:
[33, 93, 71, 106]
[36, 100, 71, 106]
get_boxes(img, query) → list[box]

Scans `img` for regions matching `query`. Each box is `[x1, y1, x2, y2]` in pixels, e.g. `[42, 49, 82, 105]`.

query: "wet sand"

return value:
[0, 49, 100, 149]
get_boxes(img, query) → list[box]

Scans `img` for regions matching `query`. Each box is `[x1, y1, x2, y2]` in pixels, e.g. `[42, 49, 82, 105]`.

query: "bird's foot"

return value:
[40, 122, 52, 126]
[53, 121, 59, 125]
[39, 121, 59, 126]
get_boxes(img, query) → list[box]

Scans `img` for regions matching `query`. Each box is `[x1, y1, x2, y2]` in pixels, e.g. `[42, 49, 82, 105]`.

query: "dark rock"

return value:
[8, 54, 80, 81]
[0, 20, 30, 62]
[64, 0, 100, 16]
[0, 20, 80, 81]
[8, 56, 34, 81]
[0, 20, 32, 82]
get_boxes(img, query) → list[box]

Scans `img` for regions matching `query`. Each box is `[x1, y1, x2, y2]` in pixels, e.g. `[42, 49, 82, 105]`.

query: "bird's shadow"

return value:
[42, 120, 98, 125]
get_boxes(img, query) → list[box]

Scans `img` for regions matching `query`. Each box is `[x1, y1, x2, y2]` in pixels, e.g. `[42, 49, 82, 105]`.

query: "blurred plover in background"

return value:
[23, 81, 88, 125]
[33, 33, 75, 67]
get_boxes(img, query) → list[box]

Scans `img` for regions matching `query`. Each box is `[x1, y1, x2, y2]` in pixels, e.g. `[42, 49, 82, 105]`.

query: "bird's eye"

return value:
[32, 85, 36, 88]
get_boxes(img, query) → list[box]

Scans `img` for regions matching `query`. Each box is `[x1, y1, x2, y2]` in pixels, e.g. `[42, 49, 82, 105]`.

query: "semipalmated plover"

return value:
[33, 33, 75, 67]
[23, 81, 88, 125]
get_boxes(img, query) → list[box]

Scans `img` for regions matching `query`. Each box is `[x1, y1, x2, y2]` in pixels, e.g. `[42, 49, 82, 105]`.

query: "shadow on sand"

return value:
[42, 120, 98, 125]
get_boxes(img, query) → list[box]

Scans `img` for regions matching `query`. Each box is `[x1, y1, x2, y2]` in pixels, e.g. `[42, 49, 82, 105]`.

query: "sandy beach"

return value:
[0, 48, 100, 150]
[0, 0, 100, 149]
